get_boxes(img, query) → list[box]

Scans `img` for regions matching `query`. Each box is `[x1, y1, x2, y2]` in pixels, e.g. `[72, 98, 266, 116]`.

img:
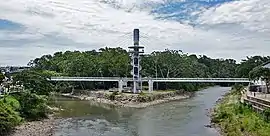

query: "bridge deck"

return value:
[50, 77, 250, 83]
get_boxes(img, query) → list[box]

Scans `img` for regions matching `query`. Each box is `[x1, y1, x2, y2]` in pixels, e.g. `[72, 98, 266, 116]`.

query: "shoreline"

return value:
[10, 115, 57, 136]
[206, 92, 229, 136]
[61, 93, 192, 108]
[207, 88, 265, 136]
[59, 90, 194, 108]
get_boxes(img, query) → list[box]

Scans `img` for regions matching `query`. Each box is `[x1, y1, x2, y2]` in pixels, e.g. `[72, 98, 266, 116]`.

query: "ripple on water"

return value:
[55, 118, 124, 136]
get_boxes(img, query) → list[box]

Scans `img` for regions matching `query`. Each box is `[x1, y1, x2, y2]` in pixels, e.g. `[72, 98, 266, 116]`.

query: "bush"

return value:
[263, 108, 270, 122]
[211, 91, 270, 136]
[109, 91, 119, 100]
[232, 84, 244, 91]
[1, 96, 21, 111]
[0, 101, 22, 134]
[54, 82, 73, 93]
[13, 91, 49, 120]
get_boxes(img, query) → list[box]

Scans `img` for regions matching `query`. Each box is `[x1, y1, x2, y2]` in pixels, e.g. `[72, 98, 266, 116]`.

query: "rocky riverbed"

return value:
[61, 90, 194, 108]
[11, 115, 57, 136]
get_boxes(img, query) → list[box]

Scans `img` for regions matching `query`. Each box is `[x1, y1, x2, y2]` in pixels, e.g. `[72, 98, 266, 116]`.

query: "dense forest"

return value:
[25, 47, 270, 91]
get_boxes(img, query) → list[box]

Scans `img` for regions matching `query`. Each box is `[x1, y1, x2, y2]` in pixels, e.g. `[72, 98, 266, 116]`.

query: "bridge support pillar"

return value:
[148, 80, 153, 92]
[118, 79, 123, 92]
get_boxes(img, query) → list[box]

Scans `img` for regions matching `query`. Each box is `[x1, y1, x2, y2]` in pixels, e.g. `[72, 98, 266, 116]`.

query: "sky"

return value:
[0, 0, 269, 66]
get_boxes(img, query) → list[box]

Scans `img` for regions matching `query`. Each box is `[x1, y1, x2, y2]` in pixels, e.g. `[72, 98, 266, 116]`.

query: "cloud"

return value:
[198, 0, 270, 32]
[0, 0, 269, 66]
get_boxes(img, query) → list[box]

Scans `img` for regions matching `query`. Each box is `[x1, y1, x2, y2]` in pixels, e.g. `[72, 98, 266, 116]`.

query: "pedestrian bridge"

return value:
[50, 77, 250, 83]
[49, 77, 250, 92]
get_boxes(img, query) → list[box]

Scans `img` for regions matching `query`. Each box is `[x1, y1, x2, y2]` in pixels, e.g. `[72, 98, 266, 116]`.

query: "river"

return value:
[53, 86, 229, 136]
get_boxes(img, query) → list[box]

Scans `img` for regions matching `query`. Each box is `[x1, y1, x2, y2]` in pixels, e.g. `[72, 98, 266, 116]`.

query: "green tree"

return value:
[12, 91, 49, 120]
[0, 72, 5, 84]
[236, 56, 270, 77]
[0, 100, 22, 134]
[12, 70, 54, 95]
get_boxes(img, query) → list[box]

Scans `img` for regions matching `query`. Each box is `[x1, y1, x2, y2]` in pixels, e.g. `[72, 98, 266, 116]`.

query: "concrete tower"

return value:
[128, 29, 144, 93]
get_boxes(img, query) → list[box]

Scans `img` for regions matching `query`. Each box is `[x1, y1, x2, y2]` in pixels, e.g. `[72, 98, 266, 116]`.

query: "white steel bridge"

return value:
[50, 77, 249, 83]
[49, 77, 250, 92]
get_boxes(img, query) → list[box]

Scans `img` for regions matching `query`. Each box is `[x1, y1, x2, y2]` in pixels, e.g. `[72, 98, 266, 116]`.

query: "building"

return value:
[250, 61, 270, 92]
[0, 66, 30, 74]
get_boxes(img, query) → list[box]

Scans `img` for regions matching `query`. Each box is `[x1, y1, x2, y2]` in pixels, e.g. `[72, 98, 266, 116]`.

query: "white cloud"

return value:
[0, 0, 269, 66]
[198, 0, 270, 32]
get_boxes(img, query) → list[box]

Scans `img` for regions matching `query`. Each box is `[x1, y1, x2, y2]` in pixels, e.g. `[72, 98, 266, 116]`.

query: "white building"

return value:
[250, 61, 270, 92]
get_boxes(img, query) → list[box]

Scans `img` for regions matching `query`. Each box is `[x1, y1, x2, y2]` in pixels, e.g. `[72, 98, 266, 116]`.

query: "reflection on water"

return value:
[54, 87, 229, 136]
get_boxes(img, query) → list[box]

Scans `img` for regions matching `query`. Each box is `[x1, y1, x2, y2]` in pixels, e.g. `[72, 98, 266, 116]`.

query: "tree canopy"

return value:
[236, 56, 270, 78]
[0, 73, 5, 84]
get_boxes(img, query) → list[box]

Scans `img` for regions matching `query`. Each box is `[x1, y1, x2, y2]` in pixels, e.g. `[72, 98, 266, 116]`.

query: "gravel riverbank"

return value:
[11, 115, 57, 136]
[61, 90, 194, 108]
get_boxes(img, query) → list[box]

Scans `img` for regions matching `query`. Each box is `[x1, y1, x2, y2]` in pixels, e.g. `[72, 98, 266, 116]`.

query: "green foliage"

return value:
[12, 70, 54, 95]
[263, 108, 270, 122]
[232, 84, 244, 91]
[1, 96, 21, 111]
[109, 91, 119, 100]
[212, 91, 270, 136]
[249, 67, 270, 81]
[236, 56, 270, 78]
[231, 84, 244, 96]
[0, 100, 22, 134]
[54, 82, 73, 93]
[13, 91, 49, 120]
[41, 70, 64, 77]
[0, 72, 5, 83]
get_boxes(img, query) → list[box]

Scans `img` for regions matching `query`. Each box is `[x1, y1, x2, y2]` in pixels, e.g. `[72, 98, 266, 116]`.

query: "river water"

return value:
[53, 87, 230, 136]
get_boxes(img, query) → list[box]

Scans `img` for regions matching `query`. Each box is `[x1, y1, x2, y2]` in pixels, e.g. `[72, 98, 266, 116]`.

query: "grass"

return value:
[212, 89, 270, 136]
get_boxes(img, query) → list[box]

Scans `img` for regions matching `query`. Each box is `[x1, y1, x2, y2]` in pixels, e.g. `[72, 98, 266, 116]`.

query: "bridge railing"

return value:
[147, 78, 249, 80]
[50, 77, 249, 81]
[50, 77, 122, 79]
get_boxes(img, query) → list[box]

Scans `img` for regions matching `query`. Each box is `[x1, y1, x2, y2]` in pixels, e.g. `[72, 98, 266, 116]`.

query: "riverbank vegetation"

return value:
[0, 70, 52, 135]
[0, 92, 49, 135]
[211, 85, 270, 136]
